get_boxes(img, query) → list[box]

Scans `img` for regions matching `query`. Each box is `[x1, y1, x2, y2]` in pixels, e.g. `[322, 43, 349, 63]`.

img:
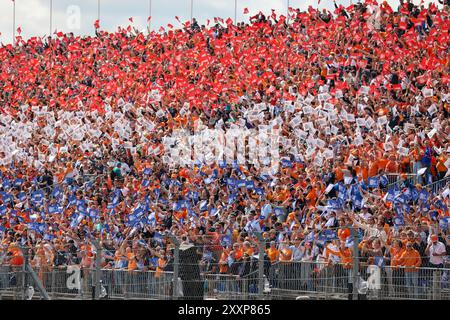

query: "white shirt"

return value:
[325, 217, 336, 228]
[429, 241, 446, 265]
[325, 244, 341, 264]
[290, 245, 303, 262]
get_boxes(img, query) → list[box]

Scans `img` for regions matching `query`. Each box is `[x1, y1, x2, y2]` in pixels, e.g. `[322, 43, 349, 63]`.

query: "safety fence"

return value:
[2, 227, 450, 300]
[425, 176, 450, 196]
[385, 174, 449, 195]
[2, 261, 449, 300]
[266, 261, 450, 300]
[385, 173, 415, 186]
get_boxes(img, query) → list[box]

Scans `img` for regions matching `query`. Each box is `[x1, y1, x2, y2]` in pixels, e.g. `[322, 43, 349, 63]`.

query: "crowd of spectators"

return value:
[0, 0, 449, 297]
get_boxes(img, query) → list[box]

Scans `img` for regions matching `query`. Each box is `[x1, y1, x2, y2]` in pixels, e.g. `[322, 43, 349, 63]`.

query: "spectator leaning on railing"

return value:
[425, 234, 447, 268]
[398, 242, 422, 298]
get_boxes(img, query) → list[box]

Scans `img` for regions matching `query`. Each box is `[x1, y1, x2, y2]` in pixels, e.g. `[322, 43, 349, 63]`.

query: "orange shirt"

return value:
[326, 247, 353, 269]
[335, 167, 344, 181]
[411, 149, 422, 161]
[272, 187, 290, 202]
[390, 247, 405, 268]
[245, 247, 254, 257]
[286, 212, 296, 224]
[306, 189, 318, 207]
[219, 251, 229, 274]
[437, 155, 448, 172]
[155, 257, 166, 278]
[127, 252, 137, 271]
[355, 165, 369, 181]
[9, 247, 24, 266]
[368, 161, 379, 177]
[399, 249, 421, 272]
[385, 160, 398, 173]
[266, 247, 279, 263]
[377, 158, 389, 172]
[235, 248, 244, 261]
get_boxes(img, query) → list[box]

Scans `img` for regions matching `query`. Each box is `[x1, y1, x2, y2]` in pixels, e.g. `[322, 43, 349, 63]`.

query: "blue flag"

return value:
[48, 204, 63, 214]
[17, 192, 27, 202]
[439, 217, 449, 230]
[228, 193, 237, 205]
[218, 160, 227, 168]
[380, 175, 389, 187]
[386, 187, 395, 202]
[254, 188, 265, 196]
[394, 215, 405, 226]
[281, 159, 293, 168]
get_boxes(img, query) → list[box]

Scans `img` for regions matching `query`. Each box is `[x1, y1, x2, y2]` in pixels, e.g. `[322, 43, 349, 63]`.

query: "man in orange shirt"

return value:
[385, 154, 399, 173]
[398, 242, 421, 299]
[377, 153, 390, 174]
[368, 154, 379, 177]
[7, 243, 24, 267]
[266, 241, 279, 288]
[305, 185, 318, 208]
[266, 241, 279, 264]
[218, 248, 230, 274]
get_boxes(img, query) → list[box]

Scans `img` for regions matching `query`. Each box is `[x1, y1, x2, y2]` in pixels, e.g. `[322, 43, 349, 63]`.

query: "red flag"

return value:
[398, 21, 407, 31]
[17, 26, 21, 34]
[94, 19, 100, 29]
[147, 16, 152, 22]
[167, 23, 174, 29]
[243, 8, 249, 14]
[442, 75, 450, 85]
[129, 17, 133, 23]
[271, 10, 276, 20]
[400, 5, 409, 15]
[226, 18, 233, 26]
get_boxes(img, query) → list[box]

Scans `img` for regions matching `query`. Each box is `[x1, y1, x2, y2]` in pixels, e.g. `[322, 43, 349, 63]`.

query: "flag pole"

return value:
[50, 0, 53, 38]
[190, 0, 193, 23]
[234, 0, 237, 23]
[13, 0, 16, 45]
[287, 0, 290, 23]
[149, 0, 152, 31]
[98, 0, 100, 22]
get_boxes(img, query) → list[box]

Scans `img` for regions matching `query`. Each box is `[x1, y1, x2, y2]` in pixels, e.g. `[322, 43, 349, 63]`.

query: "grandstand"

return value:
[0, 0, 449, 301]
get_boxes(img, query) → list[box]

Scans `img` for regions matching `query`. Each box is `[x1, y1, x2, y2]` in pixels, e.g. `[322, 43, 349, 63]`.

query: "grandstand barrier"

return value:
[2, 246, 450, 300]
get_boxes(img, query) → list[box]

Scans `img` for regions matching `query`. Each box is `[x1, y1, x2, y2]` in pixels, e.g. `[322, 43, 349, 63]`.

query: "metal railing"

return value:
[2, 228, 450, 301]
[265, 261, 450, 300]
[384, 174, 449, 194]
[2, 261, 449, 300]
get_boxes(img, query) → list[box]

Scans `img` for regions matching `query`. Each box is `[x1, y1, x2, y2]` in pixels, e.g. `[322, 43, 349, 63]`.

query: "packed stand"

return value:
[0, 0, 449, 298]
